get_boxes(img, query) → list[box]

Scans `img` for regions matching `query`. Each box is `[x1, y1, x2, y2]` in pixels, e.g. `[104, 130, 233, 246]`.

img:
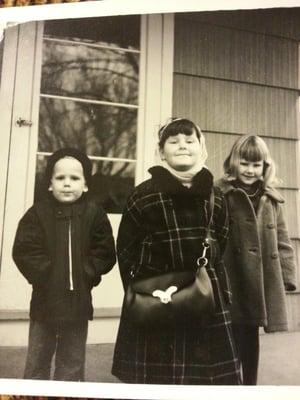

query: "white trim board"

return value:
[0, 1, 300, 25]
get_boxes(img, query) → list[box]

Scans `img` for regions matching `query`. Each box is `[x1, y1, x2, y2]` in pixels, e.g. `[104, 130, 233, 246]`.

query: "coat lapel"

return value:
[216, 178, 284, 204]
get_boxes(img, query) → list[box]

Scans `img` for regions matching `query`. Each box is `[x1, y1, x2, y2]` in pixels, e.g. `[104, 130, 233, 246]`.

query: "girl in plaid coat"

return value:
[112, 118, 241, 385]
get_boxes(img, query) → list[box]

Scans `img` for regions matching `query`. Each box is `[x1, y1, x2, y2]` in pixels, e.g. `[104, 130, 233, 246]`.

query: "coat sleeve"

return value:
[84, 207, 116, 287]
[117, 191, 144, 291]
[276, 204, 297, 291]
[12, 207, 51, 286]
[213, 189, 229, 256]
[212, 188, 232, 303]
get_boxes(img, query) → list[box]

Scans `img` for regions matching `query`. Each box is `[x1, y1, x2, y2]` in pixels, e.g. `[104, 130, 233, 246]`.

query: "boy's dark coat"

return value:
[12, 196, 116, 322]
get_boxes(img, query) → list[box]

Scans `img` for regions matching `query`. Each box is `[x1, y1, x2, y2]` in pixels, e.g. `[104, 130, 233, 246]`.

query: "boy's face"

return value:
[49, 157, 88, 203]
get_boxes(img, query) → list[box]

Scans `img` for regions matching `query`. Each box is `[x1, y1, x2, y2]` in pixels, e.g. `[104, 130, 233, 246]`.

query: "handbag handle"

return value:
[197, 189, 215, 268]
[206, 189, 215, 240]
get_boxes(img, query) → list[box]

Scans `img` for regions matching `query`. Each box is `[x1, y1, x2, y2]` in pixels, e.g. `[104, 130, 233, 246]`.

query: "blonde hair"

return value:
[223, 135, 280, 187]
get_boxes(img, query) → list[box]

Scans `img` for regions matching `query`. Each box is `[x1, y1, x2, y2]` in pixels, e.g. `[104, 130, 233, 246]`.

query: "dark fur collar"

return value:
[148, 166, 213, 197]
[216, 178, 284, 203]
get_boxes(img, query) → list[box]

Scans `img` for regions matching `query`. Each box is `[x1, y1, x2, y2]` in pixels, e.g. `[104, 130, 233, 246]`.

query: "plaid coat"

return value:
[112, 166, 241, 384]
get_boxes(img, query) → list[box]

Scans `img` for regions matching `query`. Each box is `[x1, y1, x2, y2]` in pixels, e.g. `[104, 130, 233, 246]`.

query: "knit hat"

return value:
[45, 148, 92, 188]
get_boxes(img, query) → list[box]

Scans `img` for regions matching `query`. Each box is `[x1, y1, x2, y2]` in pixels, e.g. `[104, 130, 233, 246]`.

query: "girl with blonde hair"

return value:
[218, 135, 296, 385]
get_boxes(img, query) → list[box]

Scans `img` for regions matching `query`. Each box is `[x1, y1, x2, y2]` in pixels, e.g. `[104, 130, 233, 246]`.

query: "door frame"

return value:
[0, 14, 175, 343]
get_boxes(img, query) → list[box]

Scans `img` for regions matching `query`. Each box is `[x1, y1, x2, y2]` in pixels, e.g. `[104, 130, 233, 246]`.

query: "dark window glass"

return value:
[38, 98, 137, 159]
[35, 155, 135, 213]
[35, 16, 140, 213]
[41, 41, 139, 105]
[44, 16, 140, 50]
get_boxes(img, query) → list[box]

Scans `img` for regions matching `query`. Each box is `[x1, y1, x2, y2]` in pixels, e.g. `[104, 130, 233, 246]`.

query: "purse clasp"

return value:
[196, 239, 210, 267]
[152, 286, 178, 303]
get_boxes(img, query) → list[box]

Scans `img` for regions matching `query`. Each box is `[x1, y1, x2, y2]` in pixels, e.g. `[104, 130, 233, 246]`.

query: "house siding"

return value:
[173, 8, 300, 330]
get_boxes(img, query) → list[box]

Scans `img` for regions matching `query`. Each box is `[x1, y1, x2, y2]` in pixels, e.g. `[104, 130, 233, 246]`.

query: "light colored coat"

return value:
[217, 179, 297, 333]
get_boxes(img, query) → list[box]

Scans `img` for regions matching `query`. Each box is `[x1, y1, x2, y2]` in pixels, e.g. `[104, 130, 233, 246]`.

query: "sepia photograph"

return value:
[0, 1, 300, 399]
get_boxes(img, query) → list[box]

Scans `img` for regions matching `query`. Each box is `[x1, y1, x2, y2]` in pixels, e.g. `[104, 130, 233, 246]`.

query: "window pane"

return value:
[34, 154, 48, 202]
[35, 155, 135, 213]
[90, 160, 135, 213]
[38, 98, 137, 160]
[41, 41, 139, 105]
[44, 16, 140, 50]
[35, 15, 140, 214]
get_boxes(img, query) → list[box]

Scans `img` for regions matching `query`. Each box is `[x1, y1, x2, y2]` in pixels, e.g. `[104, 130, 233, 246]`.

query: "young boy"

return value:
[12, 148, 116, 381]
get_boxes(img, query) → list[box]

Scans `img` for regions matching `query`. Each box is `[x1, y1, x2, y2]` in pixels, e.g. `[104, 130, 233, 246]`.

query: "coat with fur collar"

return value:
[112, 166, 242, 384]
[116, 166, 228, 290]
[216, 179, 297, 332]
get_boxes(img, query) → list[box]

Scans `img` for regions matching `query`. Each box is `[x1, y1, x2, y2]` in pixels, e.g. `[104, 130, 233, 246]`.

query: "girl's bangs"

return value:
[167, 120, 196, 137]
[240, 139, 266, 162]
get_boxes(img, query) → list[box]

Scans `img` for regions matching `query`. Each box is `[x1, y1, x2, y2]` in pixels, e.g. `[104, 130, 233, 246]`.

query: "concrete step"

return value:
[1, 332, 300, 385]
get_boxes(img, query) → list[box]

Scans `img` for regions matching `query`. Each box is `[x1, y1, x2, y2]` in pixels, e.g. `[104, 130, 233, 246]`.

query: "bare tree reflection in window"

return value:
[36, 20, 140, 213]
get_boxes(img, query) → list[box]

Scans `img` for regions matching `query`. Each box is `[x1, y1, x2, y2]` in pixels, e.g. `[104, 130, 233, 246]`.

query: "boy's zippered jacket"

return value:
[12, 195, 116, 322]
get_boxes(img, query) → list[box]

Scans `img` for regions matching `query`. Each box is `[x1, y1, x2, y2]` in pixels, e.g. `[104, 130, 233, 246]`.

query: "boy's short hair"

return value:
[45, 148, 92, 187]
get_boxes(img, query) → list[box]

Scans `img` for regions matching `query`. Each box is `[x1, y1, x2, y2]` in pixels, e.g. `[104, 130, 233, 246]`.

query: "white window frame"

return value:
[22, 13, 174, 210]
[0, 26, 19, 266]
[38, 36, 140, 175]
[0, 14, 175, 337]
[136, 13, 174, 183]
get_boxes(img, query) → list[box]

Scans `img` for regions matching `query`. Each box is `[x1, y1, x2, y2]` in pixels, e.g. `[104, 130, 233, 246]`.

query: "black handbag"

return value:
[123, 191, 217, 328]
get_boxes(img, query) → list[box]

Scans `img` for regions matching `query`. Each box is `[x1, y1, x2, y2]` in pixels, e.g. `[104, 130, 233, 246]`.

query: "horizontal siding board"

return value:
[286, 293, 300, 331]
[173, 8, 300, 332]
[291, 239, 300, 288]
[277, 189, 300, 238]
[261, 137, 299, 190]
[177, 9, 300, 41]
[174, 20, 299, 89]
[204, 133, 298, 190]
[173, 75, 299, 139]
[203, 134, 299, 236]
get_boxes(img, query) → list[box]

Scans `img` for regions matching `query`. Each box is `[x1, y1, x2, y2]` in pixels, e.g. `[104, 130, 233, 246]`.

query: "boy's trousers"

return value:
[24, 319, 88, 381]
